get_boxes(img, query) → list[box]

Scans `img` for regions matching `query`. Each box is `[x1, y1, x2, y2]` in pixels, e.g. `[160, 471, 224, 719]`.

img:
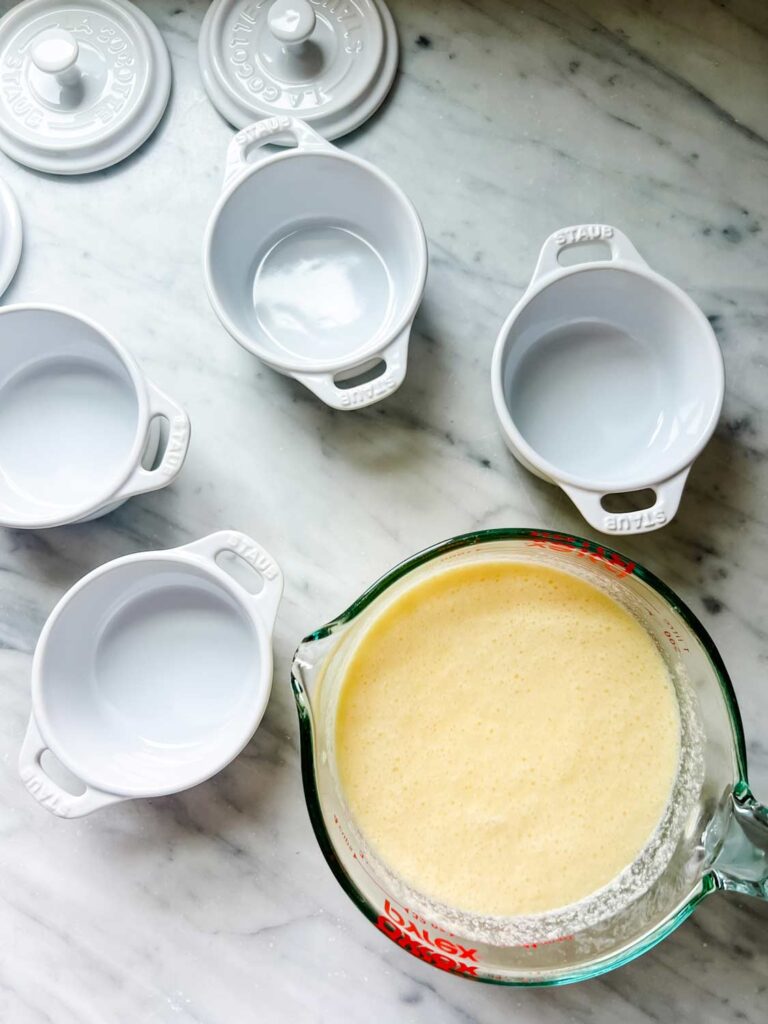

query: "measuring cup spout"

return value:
[711, 783, 768, 900]
[291, 629, 344, 711]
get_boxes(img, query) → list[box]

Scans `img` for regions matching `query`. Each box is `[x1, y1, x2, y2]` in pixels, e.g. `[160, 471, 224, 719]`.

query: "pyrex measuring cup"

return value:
[290, 529, 767, 985]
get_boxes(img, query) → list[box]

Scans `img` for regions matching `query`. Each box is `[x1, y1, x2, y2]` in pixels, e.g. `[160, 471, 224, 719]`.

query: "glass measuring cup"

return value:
[290, 529, 767, 985]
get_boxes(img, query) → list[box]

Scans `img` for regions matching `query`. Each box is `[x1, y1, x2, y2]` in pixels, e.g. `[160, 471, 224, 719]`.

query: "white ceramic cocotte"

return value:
[204, 116, 427, 410]
[492, 225, 724, 535]
[0, 306, 190, 528]
[20, 532, 283, 817]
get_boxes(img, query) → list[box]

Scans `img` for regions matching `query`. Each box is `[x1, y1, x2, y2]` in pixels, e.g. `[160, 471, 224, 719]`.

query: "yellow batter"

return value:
[335, 562, 680, 916]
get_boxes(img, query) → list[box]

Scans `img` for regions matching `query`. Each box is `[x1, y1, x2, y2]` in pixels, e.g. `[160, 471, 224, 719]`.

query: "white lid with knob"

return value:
[0, 0, 171, 175]
[0, 178, 22, 300]
[198, 0, 399, 141]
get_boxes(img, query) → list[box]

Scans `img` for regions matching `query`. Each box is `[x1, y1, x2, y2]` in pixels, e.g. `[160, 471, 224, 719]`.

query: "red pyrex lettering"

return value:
[376, 900, 479, 975]
[526, 531, 636, 578]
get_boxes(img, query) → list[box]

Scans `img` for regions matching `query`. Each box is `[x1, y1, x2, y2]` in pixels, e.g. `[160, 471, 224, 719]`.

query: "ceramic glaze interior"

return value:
[209, 154, 423, 364]
[299, 536, 742, 982]
[500, 269, 721, 485]
[38, 560, 261, 795]
[0, 309, 139, 521]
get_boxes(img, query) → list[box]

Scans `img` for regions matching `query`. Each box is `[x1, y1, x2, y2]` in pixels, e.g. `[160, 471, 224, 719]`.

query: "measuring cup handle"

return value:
[532, 225, 648, 283]
[561, 468, 690, 535]
[712, 784, 768, 901]
[19, 718, 124, 818]
[112, 381, 191, 504]
[179, 531, 283, 630]
[223, 116, 332, 186]
[293, 326, 411, 411]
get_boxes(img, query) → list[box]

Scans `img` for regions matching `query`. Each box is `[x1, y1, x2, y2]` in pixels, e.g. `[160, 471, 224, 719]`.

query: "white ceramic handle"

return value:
[532, 224, 647, 283]
[268, 0, 316, 46]
[30, 28, 82, 88]
[561, 468, 690, 535]
[223, 116, 331, 186]
[180, 531, 283, 630]
[293, 326, 411, 411]
[112, 382, 191, 504]
[19, 718, 124, 818]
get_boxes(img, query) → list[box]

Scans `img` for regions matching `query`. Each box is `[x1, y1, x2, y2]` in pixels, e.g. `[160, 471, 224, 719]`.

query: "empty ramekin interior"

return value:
[37, 560, 263, 795]
[499, 269, 722, 486]
[0, 309, 140, 523]
[208, 154, 423, 366]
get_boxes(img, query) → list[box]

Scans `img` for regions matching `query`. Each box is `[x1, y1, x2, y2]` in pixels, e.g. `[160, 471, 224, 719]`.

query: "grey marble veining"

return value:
[0, 0, 766, 1020]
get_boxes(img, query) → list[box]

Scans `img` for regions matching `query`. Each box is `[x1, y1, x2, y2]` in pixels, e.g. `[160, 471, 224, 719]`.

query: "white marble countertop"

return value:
[0, 0, 766, 1020]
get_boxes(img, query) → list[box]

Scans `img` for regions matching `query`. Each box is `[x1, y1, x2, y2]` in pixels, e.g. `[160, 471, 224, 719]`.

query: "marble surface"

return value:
[0, 0, 766, 1019]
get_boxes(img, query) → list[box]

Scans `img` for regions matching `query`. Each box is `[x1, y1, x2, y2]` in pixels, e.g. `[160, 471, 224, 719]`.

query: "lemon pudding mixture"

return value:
[335, 562, 680, 916]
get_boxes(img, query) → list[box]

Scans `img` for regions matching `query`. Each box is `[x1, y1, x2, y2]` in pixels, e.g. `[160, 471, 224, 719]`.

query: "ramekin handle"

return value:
[532, 224, 648, 283]
[180, 531, 284, 631]
[561, 468, 690, 535]
[223, 116, 332, 186]
[293, 327, 411, 411]
[112, 381, 191, 504]
[19, 719, 124, 818]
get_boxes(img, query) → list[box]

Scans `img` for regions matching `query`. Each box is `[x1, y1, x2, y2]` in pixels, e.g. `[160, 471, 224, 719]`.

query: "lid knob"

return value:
[30, 28, 81, 88]
[268, 0, 316, 47]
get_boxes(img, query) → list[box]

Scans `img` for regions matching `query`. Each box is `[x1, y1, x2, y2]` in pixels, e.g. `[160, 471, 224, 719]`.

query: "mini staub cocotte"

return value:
[20, 533, 283, 817]
[491, 225, 724, 535]
[204, 115, 427, 411]
[0, 306, 190, 529]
